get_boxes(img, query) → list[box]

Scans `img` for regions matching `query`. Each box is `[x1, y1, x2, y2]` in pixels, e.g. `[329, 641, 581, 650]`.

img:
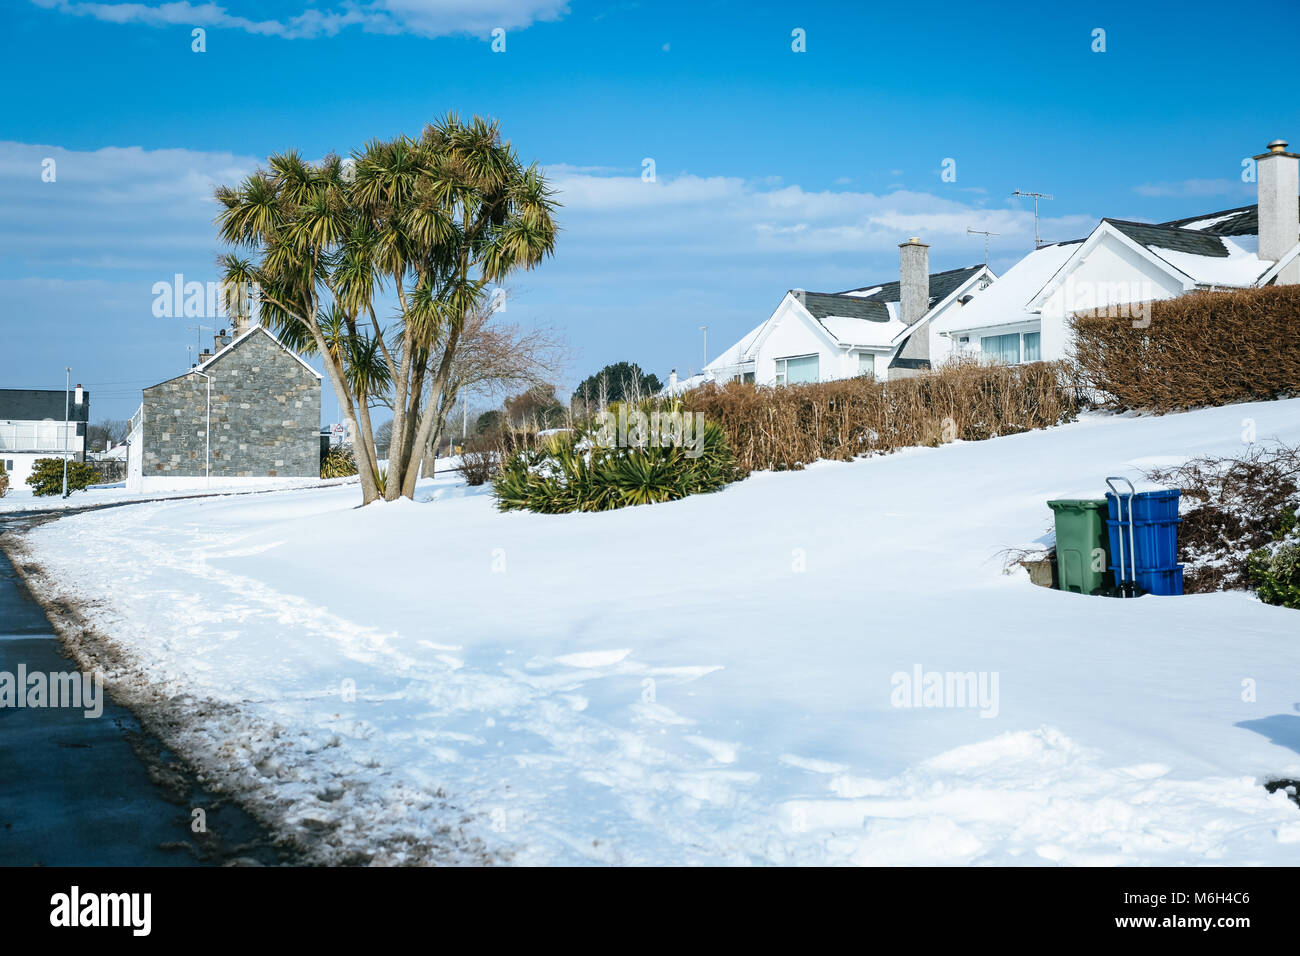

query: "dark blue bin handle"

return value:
[1106, 476, 1137, 597]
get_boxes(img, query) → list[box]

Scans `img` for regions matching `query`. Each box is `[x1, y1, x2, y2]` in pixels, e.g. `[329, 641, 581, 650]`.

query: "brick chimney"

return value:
[1255, 138, 1300, 284]
[899, 237, 930, 326]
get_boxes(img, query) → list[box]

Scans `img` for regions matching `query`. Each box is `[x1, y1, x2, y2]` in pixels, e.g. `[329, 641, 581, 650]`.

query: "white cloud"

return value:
[0, 141, 259, 276]
[545, 165, 1095, 257]
[28, 0, 569, 39]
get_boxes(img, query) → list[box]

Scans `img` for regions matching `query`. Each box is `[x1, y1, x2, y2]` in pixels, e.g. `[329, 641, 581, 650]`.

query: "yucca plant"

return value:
[321, 446, 358, 479]
[492, 400, 740, 513]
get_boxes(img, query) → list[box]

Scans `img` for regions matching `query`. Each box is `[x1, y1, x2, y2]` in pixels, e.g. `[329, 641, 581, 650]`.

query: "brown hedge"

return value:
[681, 360, 1081, 473]
[1069, 284, 1300, 412]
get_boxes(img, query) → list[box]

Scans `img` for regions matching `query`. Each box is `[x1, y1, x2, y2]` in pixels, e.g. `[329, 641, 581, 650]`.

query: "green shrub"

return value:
[0, 459, 8, 498]
[321, 445, 358, 478]
[1247, 509, 1300, 609]
[492, 401, 740, 513]
[26, 458, 98, 497]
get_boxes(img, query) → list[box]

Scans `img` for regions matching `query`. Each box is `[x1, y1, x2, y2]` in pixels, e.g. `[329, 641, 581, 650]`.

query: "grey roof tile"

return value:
[1105, 219, 1231, 258]
[0, 388, 91, 422]
[1158, 200, 1300, 237]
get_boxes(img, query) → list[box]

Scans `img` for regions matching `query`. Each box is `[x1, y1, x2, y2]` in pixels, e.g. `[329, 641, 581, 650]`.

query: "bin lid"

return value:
[1104, 488, 1180, 500]
[1047, 498, 1109, 511]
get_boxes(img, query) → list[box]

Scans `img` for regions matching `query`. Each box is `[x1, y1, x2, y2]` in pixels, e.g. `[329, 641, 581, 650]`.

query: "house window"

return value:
[734, 371, 755, 384]
[981, 333, 1021, 365]
[775, 354, 819, 385]
[857, 352, 875, 379]
[1024, 331, 1041, 362]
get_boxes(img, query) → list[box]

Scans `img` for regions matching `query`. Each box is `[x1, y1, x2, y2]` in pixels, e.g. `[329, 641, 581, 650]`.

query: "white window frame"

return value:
[980, 328, 1042, 366]
[774, 353, 819, 386]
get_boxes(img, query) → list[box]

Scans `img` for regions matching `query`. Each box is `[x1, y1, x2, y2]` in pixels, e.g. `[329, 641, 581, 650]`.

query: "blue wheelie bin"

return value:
[1105, 478, 1183, 596]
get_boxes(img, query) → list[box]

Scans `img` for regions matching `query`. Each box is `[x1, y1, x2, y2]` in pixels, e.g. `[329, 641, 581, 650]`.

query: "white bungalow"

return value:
[692, 239, 994, 389]
[934, 138, 1300, 364]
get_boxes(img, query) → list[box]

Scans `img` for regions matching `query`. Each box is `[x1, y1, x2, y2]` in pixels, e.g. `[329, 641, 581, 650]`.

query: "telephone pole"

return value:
[62, 367, 70, 497]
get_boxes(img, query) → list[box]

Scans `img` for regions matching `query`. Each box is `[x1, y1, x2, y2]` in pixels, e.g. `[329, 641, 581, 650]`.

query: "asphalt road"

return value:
[0, 511, 285, 866]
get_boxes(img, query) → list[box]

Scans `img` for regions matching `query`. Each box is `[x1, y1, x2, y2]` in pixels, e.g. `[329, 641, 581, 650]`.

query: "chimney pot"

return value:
[1255, 137, 1300, 284]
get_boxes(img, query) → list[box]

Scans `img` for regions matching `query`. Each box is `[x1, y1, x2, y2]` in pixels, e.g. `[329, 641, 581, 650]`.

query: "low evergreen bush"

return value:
[26, 458, 98, 497]
[1247, 510, 1300, 609]
[492, 401, 739, 513]
[321, 446, 358, 478]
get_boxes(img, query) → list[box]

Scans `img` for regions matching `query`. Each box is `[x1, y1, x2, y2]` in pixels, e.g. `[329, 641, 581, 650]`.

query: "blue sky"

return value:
[2, 0, 1297, 421]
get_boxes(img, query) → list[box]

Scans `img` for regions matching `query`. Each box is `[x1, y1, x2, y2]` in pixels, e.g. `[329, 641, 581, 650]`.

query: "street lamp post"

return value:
[62, 366, 70, 498]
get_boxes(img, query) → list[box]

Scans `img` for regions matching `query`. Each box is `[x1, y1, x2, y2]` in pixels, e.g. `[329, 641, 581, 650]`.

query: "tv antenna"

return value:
[1012, 190, 1054, 249]
[187, 323, 211, 360]
[966, 227, 1000, 265]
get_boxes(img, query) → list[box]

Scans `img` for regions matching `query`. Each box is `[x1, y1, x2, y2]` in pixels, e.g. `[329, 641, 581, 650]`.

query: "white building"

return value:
[934, 139, 1300, 364]
[0, 385, 89, 489]
[686, 239, 995, 390]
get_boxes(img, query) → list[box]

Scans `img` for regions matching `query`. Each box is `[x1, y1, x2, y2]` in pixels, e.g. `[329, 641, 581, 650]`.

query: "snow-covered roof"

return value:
[703, 264, 994, 373]
[934, 242, 1081, 336]
[1104, 220, 1280, 288]
[1140, 233, 1276, 287]
[658, 371, 715, 397]
[704, 321, 766, 373]
[817, 313, 908, 349]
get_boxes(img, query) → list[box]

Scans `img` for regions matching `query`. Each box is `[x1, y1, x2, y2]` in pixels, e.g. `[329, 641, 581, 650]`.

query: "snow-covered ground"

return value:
[12, 399, 1300, 865]
[0, 477, 340, 514]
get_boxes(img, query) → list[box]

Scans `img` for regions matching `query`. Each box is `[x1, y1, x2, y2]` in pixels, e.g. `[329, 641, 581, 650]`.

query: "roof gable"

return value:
[199, 325, 322, 379]
[146, 326, 322, 391]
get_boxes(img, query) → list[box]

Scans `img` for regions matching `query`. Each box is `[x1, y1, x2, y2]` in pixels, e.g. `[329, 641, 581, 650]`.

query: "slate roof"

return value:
[795, 265, 987, 324]
[1105, 219, 1231, 258]
[1158, 200, 1300, 237]
[0, 388, 91, 422]
[837, 265, 986, 307]
[797, 292, 891, 322]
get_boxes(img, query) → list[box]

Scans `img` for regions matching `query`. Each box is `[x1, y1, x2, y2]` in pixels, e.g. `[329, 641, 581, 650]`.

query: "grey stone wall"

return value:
[142, 329, 321, 478]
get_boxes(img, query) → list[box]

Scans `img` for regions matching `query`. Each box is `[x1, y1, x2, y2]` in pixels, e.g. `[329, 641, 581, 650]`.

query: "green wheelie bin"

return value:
[1046, 499, 1112, 595]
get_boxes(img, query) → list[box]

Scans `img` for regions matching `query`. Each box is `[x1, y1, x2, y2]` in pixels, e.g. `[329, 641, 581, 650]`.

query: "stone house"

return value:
[126, 326, 321, 492]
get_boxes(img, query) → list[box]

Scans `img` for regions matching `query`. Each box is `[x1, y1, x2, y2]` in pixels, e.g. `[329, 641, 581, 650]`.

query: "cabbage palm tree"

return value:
[214, 115, 557, 504]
